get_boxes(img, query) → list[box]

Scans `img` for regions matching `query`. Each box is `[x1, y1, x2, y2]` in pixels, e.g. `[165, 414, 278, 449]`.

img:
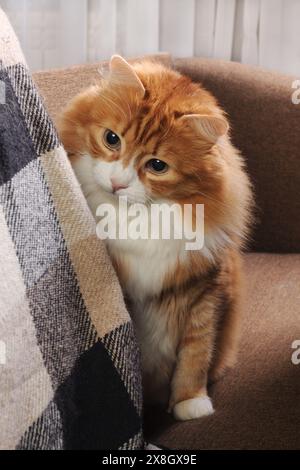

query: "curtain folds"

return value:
[2, 0, 300, 75]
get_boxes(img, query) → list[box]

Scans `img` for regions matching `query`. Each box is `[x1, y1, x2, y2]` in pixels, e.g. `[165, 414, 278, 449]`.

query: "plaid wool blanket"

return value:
[0, 9, 143, 450]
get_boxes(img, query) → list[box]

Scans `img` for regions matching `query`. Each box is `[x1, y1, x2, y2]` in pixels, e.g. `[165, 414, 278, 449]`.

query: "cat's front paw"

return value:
[172, 396, 214, 421]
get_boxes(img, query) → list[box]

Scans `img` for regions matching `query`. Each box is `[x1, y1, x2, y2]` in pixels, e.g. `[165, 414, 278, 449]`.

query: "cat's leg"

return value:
[208, 295, 241, 383]
[209, 252, 243, 383]
[168, 292, 218, 421]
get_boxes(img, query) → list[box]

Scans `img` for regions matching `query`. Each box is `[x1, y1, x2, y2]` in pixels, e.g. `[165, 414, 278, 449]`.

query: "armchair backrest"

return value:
[174, 57, 300, 253]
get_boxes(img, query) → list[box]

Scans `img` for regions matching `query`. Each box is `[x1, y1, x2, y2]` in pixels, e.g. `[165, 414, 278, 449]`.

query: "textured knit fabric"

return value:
[0, 9, 143, 450]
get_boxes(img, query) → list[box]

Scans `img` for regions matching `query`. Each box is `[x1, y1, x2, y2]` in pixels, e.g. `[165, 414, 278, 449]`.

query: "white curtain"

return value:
[1, 0, 300, 75]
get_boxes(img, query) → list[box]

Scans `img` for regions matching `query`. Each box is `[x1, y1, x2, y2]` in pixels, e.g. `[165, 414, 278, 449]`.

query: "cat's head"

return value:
[59, 56, 230, 203]
[59, 56, 251, 244]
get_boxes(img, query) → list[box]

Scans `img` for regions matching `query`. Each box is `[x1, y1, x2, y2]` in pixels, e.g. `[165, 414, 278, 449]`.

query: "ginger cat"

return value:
[59, 56, 253, 421]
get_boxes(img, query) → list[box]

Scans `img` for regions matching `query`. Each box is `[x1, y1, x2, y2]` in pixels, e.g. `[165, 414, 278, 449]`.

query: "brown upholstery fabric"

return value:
[173, 58, 300, 253]
[33, 53, 172, 125]
[145, 253, 300, 449]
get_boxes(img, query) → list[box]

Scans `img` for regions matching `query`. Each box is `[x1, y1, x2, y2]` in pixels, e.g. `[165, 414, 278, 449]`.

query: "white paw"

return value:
[173, 396, 214, 421]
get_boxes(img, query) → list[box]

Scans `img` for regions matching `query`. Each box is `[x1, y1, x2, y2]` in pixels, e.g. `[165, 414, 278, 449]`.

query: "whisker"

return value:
[195, 190, 229, 215]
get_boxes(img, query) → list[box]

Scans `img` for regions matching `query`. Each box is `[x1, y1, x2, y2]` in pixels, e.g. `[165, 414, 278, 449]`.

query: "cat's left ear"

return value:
[181, 114, 229, 143]
[109, 55, 145, 98]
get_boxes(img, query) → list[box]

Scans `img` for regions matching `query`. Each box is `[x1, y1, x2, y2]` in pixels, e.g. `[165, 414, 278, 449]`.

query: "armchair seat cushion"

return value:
[145, 253, 300, 449]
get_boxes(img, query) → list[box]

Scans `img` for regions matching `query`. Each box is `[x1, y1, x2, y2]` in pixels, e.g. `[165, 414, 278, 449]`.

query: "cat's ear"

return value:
[181, 114, 229, 143]
[109, 55, 145, 98]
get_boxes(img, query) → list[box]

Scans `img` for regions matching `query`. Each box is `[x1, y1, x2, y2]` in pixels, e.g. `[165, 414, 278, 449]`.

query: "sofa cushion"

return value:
[173, 58, 300, 253]
[145, 253, 300, 449]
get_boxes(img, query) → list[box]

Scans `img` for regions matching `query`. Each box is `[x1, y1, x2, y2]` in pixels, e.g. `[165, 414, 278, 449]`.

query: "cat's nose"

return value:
[110, 177, 128, 193]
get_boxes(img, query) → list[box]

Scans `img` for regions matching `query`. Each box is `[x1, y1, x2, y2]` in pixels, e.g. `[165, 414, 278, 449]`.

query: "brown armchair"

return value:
[34, 54, 300, 449]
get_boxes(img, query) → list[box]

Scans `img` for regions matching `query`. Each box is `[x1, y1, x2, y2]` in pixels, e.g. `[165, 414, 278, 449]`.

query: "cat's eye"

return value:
[103, 129, 121, 150]
[146, 159, 168, 174]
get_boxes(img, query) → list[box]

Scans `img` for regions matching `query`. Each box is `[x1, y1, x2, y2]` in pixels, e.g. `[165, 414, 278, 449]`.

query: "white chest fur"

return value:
[107, 235, 186, 299]
[71, 155, 185, 394]
[71, 153, 187, 299]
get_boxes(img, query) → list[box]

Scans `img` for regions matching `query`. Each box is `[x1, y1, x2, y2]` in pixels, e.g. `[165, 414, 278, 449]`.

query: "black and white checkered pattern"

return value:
[0, 16, 143, 450]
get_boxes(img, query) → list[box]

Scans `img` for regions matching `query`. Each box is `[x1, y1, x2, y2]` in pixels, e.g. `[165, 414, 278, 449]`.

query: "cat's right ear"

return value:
[181, 114, 229, 143]
[109, 55, 145, 98]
